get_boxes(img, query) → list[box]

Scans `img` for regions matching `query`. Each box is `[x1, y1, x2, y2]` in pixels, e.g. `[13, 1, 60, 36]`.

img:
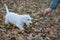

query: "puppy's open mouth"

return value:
[24, 23, 27, 26]
[24, 23, 31, 27]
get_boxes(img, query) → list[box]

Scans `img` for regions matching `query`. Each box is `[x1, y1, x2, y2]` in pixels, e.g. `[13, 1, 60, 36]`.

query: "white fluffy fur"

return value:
[4, 4, 33, 30]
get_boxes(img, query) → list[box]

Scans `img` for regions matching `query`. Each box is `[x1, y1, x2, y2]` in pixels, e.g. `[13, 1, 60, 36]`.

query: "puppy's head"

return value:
[22, 15, 33, 26]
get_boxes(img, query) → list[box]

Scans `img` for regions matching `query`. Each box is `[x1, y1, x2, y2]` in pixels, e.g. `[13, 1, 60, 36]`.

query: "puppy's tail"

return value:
[4, 3, 9, 13]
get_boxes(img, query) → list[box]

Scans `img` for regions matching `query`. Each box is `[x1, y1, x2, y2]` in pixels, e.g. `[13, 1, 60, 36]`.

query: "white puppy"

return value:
[4, 4, 33, 30]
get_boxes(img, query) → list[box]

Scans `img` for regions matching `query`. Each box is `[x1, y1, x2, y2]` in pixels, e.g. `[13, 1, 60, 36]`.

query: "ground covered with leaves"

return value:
[0, 0, 60, 40]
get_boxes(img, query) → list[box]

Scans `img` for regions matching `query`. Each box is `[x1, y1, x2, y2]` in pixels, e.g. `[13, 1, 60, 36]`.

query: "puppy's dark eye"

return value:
[28, 19, 30, 21]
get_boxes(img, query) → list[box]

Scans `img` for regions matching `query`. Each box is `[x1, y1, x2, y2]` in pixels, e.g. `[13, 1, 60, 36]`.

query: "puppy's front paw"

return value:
[20, 27, 25, 31]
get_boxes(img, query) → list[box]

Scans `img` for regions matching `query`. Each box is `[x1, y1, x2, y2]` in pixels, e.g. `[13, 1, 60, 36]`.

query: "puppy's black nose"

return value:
[30, 23, 32, 25]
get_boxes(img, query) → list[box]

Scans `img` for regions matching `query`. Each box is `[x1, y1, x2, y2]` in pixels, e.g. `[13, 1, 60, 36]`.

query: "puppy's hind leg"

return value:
[5, 20, 9, 24]
[4, 19, 9, 27]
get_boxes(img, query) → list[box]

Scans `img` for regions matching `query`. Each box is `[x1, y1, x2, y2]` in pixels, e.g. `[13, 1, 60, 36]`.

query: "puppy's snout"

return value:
[30, 23, 32, 25]
[30, 22, 32, 25]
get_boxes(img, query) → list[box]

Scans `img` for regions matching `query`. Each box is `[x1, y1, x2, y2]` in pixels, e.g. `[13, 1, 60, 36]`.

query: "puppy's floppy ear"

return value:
[22, 15, 28, 19]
